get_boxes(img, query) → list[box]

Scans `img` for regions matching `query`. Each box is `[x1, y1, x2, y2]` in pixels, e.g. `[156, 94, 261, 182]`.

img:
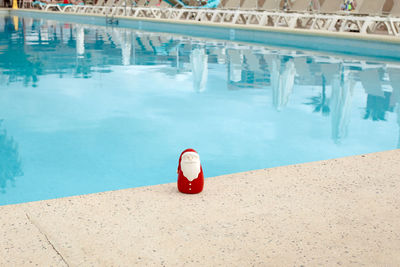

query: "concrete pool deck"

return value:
[1, 149, 399, 266]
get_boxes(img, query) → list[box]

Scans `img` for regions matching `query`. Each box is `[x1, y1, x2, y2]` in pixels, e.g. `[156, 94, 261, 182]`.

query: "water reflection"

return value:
[191, 48, 208, 93]
[0, 120, 23, 194]
[1, 15, 399, 141]
[1, 15, 400, 203]
[331, 66, 354, 144]
[387, 68, 400, 148]
[270, 56, 296, 111]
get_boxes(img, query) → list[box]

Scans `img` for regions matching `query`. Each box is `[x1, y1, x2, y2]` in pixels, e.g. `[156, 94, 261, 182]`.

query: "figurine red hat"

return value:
[177, 148, 204, 194]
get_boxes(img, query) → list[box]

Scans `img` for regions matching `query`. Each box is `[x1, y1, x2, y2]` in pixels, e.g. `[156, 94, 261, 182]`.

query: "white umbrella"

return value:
[330, 66, 354, 144]
[191, 48, 208, 93]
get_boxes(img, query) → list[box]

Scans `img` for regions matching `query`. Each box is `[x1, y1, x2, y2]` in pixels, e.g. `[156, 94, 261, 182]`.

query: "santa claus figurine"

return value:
[177, 149, 204, 194]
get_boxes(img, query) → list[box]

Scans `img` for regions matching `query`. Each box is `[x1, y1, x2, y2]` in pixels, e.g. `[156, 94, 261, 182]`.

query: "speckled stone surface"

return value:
[1, 150, 399, 266]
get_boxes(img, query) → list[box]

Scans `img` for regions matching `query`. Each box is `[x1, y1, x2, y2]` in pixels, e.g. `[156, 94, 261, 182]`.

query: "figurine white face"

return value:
[181, 152, 201, 182]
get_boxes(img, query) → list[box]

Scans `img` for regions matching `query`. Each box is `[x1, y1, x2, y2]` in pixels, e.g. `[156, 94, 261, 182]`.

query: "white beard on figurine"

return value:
[180, 152, 201, 182]
[177, 149, 204, 194]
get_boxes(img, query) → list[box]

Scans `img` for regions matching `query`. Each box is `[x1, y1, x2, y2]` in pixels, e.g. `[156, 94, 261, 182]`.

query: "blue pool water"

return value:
[1, 15, 399, 205]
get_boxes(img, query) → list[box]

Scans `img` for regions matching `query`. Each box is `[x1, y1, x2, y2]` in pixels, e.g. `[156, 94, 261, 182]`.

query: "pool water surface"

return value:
[0, 15, 399, 205]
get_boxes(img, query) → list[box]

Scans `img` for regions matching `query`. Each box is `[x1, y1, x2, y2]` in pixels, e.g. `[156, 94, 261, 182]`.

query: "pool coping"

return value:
[1, 149, 399, 265]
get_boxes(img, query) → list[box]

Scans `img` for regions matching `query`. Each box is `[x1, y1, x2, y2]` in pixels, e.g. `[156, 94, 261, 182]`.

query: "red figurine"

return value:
[177, 149, 204, 194]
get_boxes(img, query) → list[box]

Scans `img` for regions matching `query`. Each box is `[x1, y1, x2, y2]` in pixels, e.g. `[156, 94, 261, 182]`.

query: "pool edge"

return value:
[1, 148, 399, 265]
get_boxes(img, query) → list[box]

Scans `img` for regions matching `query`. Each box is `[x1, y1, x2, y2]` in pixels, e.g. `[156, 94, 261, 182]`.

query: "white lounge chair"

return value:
[356, 0, 386, 15]
[319, 0, 342, 14]
[390, 0, 400, 17]
[33, 0, 65, 11]
[72, 0, 105, 13]
[289, 0, 312, 13]
[239, 0, 257, 10]
[44, 3, 65, 12]
[91, 0, 117, 14]
[222, 0, 240, 9]
[209, 47, 226, 64]
[259, 0, 280, 11]
[66, 0, 105, 12]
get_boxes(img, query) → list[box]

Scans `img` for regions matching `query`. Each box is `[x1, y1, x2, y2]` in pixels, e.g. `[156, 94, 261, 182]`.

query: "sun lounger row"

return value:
[29, 0, 400, 18]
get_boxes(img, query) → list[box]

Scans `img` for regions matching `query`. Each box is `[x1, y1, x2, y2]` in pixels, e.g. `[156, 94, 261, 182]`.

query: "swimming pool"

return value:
[1, 14, 399, 205]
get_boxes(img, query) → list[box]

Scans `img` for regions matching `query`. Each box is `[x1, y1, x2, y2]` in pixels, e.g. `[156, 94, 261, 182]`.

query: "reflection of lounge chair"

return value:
[243, 49, 261, 72]
[359, 68, 384, 97]
[320, 63, 340, 84]
[387, 67, 400, 107]
[227, 49, 243, 83]
[138, 35, 154, 52]
[293, 56, 315, 83]
[149, 35, 170, 55]
[359, 68, 391, 121]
